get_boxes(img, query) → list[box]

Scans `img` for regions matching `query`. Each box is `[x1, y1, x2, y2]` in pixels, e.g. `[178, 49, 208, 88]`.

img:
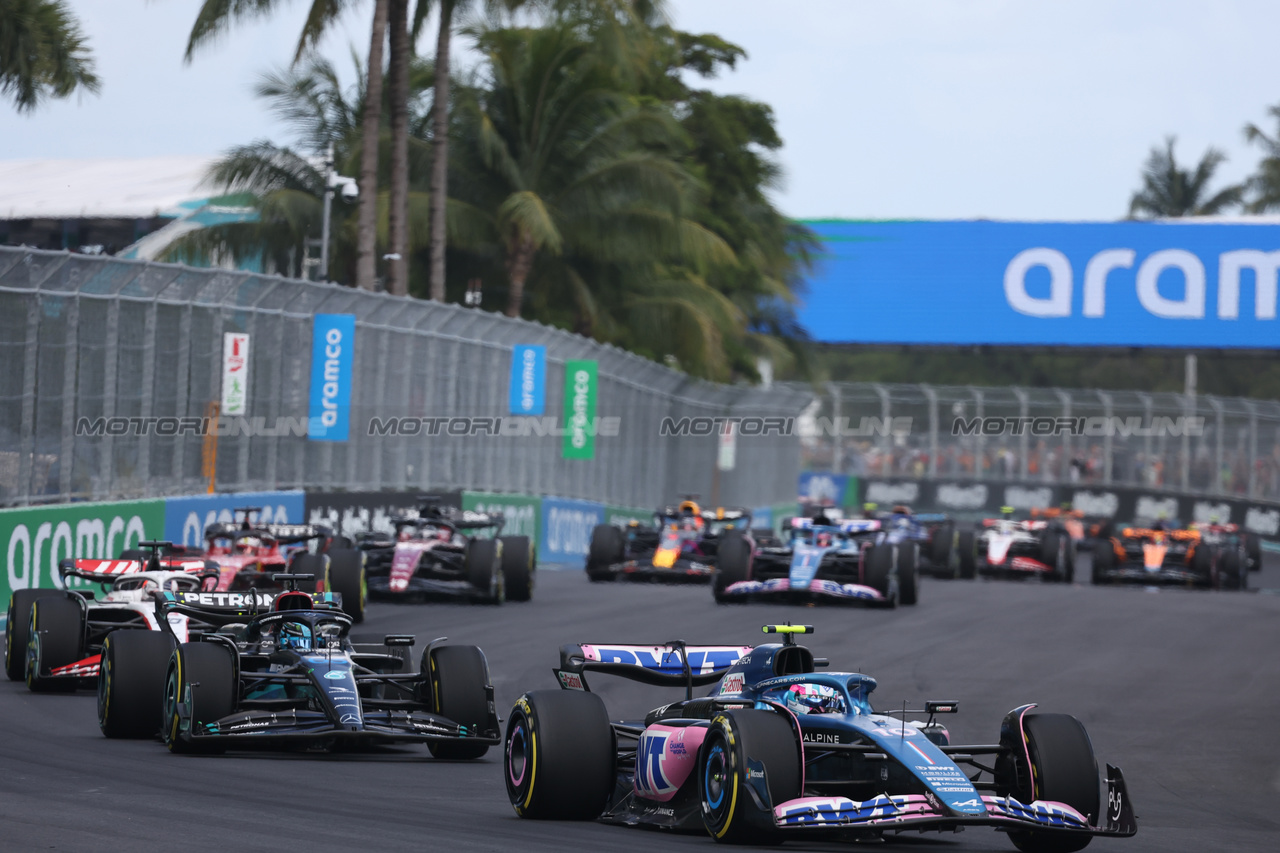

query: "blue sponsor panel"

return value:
[751, 506, 773, 532]
[308, 314, 356, 441]
[163, 491, 306, 548]
[508, 344, 546, 415]
[800, 220, 1280, 347]
[540, 496, 605, 563]
[798, 472, 849, 507]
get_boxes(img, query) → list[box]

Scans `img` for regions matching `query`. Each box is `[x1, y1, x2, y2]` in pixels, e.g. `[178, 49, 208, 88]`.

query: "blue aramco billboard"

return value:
[799, 220, 1280, 347]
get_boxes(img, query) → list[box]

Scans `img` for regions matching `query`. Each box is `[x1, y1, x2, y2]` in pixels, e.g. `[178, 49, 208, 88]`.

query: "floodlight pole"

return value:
[320, 143, 335, 281]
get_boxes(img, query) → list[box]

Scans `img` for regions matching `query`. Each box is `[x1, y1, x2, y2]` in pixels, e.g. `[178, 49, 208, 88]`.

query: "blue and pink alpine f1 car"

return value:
[504, 625, 1136, 850]
[713, 516, 918, 607]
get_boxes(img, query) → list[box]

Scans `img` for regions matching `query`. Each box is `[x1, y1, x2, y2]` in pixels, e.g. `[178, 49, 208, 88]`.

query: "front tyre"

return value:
[957, 530, 977, 579]
[712, 533, 752, 603]
[700, 709, 801, 843]
[163, 642, 236, 754]
[585, 524, 624, 581]
[6, 589, 62, 681]
[862, 544, 897, 607]
[505, 690, 615, 819]
[465, 539, 503, 604]
[1003, 713, 1100, 853]
[426, 645, 494, 760]
[25, 597, 83, 692]
[498, 536, 535, 602]
[898, 542, 919, 605]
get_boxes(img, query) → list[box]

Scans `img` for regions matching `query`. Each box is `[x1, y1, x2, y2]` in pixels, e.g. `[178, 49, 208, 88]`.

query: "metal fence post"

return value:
[828, 382, 842, 474]
[1208, 396, 1224, 495]
[921, 384, 938, 478]
[1245, 400, 1259, 497]
[57, 294, 80, 500]
[1054, 389, 1071, 482]
[1097, 390, 1113, 485]
[1012, 387, 1029, 480]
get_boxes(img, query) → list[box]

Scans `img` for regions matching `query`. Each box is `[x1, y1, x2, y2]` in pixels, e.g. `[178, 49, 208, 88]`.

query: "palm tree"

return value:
[1128, 136, 1244, 218]
[385, 0, 410, 295]
[1242, 104, 1280, 213]
[0, 0, 99, 113]
[184, 0, 391, 291]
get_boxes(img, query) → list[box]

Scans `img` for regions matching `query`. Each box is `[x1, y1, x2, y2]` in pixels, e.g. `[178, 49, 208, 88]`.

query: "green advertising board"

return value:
[562, 360, 598, 460]
[0, 499, 166, 627]
[462, 492, 542, 549]
[606, 505, 652, 528]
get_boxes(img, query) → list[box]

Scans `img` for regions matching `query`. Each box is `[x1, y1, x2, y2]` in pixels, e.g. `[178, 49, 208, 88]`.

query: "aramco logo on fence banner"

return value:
[308, 314, 355, 442]
[563, 360, 598, 460]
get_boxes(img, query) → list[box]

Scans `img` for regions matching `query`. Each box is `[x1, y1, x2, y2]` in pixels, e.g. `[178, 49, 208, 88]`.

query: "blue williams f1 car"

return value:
[713, 516, 917, 607]
[95, 574, 500, 757]
[504, 625, 1136, 850]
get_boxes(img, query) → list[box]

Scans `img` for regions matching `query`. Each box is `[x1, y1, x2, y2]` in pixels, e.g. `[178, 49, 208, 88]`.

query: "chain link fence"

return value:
[0, 247, 811, 510]
[794, 381, 1280, 500]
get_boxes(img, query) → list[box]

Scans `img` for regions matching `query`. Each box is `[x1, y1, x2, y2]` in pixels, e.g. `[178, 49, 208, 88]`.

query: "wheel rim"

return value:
[507, 722, 528, 787]
[25, 632, 39, 687]
[163, 660, 181, 746]
[704, 742, 728, 810]
[97, 643, 111, 728]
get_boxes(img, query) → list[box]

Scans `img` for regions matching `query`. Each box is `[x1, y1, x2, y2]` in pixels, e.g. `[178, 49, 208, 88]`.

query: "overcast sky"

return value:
[4, 0, 1279, 220]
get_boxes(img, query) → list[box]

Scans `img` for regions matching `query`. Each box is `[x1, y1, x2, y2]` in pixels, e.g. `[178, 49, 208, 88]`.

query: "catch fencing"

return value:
[0, 247, 810, 510]
[795, 381, 1280, 500]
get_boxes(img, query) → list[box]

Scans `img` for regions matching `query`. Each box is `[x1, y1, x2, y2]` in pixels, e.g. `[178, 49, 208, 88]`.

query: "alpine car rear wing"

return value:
[555, 642, 753, 699]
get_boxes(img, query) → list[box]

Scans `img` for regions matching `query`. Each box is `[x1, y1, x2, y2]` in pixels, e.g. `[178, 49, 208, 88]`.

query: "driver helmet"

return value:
[784, 683, 845, 716]
[398, 527, 414, 542]
[236, 536, 262, 554]
[816, 531, 834, 548]
[279, 620, 312, 651]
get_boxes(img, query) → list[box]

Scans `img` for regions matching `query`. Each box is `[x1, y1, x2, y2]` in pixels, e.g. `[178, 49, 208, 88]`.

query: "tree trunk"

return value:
[355, 0, 389, 291]
[386, 0, 410, 296]
[427, 0, 455, 302]
[505, 230, 536, 318]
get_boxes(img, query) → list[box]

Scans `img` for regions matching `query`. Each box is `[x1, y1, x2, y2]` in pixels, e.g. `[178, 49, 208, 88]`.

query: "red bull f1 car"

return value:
[5, 541, 219, 690]
[96, 574, 502, 755]
[1091, 522, 1246, 589]
[354, 500, 534, 603]
[503, 624, 1136, 849]
[713, 516, 917, 607]
[585, 499, 752, 583]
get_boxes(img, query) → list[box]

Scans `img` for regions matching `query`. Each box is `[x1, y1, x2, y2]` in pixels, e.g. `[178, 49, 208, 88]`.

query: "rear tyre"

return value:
[98, 630, 176, 738]
[898, 543, 919, 606]
[499, 536, 535, 602]
[1190, 543, 1213, 587]
[287, 553, 323, 593]
[25, 597, 83, 692]
[957, 530, 977, 579]
[1005, 713, 1099, 853]
[1220, 548, 1243, 591]
[326, 549, 367, 621]
[505, 689, 615, 819]
[1040, 530, 1065, 583]
[585, 524, 624, 581]
[930, 523, 955, 568]
[699, 709, 801, 843]
[427, 645, 494, 760]
[464, 539, 502, 604]
[862, 544, 896, 607]
[1091, 540, 1115, 585]
[6, 589, 62, 681]
[163, 642, 236, 754]
[712, 533, 752, 603]
[1244, 532, 1262, 572]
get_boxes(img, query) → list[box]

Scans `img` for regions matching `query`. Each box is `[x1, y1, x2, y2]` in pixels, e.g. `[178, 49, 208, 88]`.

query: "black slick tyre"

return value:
[98, 630, 176, 738]
[957, 530, 977, 579]
[586, 524, 623, 581]
[499, 536, 535, 602]
[862, 544, 896, 607]
[287, 553, 324, 592]
[898, 543, 919, 605]
[465, 539, 502, 603]
[1244, 532, 1262, 572]
[712, 532, 752, 603]
[326, 549, 367, 621]
[1091, 541, 1115, 585]
[930, 523, 955, 568]
[1039, 530, 1064, 582]
[699, 709, 801, 843]
[427, 645, 493, 759]
[25, 596, 83, 692]
[163, 642, 236, 754]
[6, 589, 62, 681]
[1220, 548, 1243, 591]
[505, 689, 615, 819]
[1006, 713, 1100, 853]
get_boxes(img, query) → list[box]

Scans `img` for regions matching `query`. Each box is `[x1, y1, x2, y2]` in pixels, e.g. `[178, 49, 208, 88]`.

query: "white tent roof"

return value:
[0, 156, 219, 219]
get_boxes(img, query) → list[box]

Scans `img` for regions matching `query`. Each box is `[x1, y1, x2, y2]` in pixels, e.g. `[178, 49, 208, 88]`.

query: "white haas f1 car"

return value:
[504, 624, 1136, 849]
[969, 509, 1075, 582]
[714, 516, 917, 607]
[355, 500, 534, 603]
[5, 541, 219, 690]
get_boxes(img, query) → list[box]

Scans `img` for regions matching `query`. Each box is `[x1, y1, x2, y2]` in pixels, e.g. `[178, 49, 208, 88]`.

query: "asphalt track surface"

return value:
[2, 553, 1279, 853]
